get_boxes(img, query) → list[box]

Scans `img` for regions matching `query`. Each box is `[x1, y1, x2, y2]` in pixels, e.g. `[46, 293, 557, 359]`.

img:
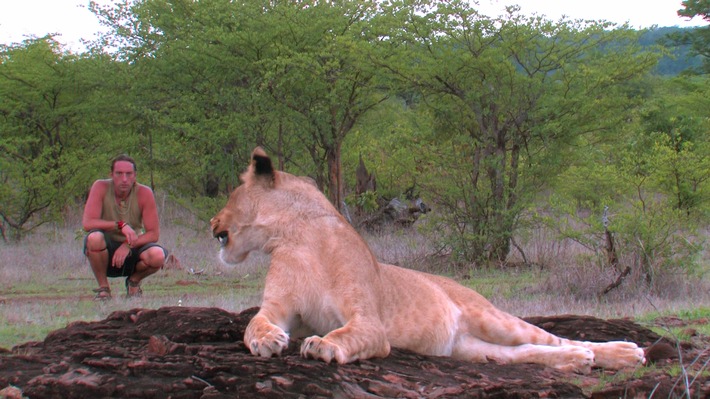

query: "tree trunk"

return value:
[326, 142, 344, 214]
[488, 127, 511, 263]
[601, 229, 631, 295]
[277, 120, 285, 171]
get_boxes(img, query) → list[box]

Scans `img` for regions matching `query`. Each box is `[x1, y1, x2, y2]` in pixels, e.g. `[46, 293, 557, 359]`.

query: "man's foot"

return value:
[125, 278, 143, 298]
[93, 286, 112, 301]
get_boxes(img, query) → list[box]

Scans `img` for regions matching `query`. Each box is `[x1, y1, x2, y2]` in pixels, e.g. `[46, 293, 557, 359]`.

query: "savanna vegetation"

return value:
[1, 0, 709, 350]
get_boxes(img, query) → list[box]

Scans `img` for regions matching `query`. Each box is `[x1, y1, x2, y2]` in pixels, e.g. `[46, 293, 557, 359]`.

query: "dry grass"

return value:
[1, 199, 708, 350]
[499, 226, 710, 319]
[364, 221, 709, 319]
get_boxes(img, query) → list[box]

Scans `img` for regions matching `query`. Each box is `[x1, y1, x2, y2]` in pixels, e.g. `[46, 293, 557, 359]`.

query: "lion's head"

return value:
[210, 147, 336, 265]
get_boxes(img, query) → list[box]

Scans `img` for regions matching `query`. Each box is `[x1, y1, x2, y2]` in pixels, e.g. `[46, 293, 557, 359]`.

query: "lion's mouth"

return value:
[215, 231, 229, 247]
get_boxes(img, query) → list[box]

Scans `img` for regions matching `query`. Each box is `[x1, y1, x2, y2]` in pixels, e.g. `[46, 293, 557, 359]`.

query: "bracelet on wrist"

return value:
[117, 220, 127, 230]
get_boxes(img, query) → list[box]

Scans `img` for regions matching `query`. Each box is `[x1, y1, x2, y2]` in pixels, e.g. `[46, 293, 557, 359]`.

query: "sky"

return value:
[0, 0, 707, 52]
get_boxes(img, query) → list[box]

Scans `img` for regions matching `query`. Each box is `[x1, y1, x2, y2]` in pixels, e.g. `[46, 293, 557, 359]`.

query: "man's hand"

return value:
[112, 243, 132, 268]
[121, 224, 139, 247]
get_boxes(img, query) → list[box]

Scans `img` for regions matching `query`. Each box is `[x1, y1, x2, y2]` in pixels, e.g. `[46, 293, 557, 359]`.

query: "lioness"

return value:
[210, 147, 645, 373]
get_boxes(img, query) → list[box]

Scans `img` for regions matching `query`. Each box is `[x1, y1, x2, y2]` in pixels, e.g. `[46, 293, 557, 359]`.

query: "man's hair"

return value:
[111, 154, 137, 172]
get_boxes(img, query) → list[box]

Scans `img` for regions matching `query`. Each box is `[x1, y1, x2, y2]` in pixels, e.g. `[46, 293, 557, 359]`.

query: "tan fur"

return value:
[210, 147, 646, 373]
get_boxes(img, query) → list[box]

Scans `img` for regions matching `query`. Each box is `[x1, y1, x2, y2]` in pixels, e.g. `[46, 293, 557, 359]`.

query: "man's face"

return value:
[111, 160, 136, 195]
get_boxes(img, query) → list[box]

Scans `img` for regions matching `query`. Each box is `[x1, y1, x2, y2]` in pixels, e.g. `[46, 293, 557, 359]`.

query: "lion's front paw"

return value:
[301, 336, 348, 364]
[244, 320, 289, 358]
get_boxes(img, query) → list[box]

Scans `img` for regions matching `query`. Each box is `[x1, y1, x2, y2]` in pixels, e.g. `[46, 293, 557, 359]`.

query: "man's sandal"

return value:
[93, 286, 112, 301]
[125, 278, 143, 298]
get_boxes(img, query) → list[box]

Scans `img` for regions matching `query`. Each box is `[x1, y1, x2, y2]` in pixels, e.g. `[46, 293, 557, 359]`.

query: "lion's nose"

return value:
[210, 217, 220, 234]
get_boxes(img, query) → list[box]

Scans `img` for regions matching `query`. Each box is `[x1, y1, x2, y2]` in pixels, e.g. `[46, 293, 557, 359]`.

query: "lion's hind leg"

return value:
[570, 340, 646, 369]
[452, 335, 595, 374]
[454, 308, 644, 371]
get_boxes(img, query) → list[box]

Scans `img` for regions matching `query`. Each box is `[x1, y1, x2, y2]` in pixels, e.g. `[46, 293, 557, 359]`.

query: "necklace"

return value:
[118, 200, 129, 218]
[116, 190, 132, 219]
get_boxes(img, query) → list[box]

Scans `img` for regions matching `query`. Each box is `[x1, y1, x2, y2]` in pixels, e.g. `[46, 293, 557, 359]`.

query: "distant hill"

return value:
[640, 26, 703, 75]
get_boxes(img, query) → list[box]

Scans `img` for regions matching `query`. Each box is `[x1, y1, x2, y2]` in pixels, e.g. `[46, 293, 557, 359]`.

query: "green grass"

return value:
[0, 265, 298, 349]
[636, 306, 710, 322]
[460, 268, 542, 300]
[0, 271, 265, 349]
[582, 367, 648, 394]
[636, 306, 710, 340]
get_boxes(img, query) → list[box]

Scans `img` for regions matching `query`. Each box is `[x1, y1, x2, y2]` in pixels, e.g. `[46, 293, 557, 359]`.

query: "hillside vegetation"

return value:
[1, 1, 709, 291]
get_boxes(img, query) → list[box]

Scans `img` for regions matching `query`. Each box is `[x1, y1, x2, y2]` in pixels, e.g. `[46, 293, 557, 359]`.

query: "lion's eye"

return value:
[216, 231, 229, 246]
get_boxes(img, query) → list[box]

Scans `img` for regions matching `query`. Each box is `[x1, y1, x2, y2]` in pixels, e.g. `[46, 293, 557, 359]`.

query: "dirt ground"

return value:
[0, 306, 708, 398]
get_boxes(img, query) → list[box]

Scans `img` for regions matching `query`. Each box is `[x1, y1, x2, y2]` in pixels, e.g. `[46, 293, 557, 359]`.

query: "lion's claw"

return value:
[301, 336, 347, 364]
[244, 322, 289, 358]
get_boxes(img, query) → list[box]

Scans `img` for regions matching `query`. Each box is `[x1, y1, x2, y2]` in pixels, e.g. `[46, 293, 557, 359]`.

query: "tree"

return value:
[382, 1, 658, 265]
[540, 72, 710, 289]
[89, 0, 393, 212]
[678, 0, 710, 21]
[259, 0, 390, 211]
[0, 39, 111, 239]
[89, 0, 280, 198]
[639, 76, 710, 214]
[674, 0, 710, 73]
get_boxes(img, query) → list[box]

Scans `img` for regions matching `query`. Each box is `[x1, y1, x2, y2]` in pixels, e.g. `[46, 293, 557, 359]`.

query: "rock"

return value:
[0, 307, 707, 398]
[0, 385, 25, 399]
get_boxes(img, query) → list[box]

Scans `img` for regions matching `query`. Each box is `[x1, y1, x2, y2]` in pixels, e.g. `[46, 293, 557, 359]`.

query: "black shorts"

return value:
[83, 230, 168, 278]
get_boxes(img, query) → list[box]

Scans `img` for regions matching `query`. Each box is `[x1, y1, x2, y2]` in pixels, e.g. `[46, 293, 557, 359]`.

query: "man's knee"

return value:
[143, 246, 166, 269]
[85, 231, 106, 252]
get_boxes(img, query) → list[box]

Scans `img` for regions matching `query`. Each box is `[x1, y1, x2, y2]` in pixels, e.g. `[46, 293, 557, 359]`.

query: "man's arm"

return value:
[130, 185, 160, 248]
[82, 180, 115, 232]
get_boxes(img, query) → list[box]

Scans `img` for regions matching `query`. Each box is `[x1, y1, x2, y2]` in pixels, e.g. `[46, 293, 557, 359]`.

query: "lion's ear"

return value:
[250, 147, 276, 186]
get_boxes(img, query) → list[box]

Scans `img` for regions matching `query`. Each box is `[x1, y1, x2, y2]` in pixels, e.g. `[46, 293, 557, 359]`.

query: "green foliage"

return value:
[639, 77, 710, 216]
[0, 39, 108, 239]
[545, 77, 710, 287]
[544, 193, 703, 289]
[640, 27, 703, 75]
[379, 1, 658, 266]
[171, 194, 228, 226]
[616, 201, 702, 280]
[346, 190, 380, 213]
[342, 96, 433, 199]
[253, 0, 392, 209]
[88, 0, 396, 210]
[1, 0, 708, 283]
[674, 0, 710, 74]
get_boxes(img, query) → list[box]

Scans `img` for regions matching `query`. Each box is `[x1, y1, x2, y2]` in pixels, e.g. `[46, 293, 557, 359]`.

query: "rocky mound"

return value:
[0, 307, 707, 398]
